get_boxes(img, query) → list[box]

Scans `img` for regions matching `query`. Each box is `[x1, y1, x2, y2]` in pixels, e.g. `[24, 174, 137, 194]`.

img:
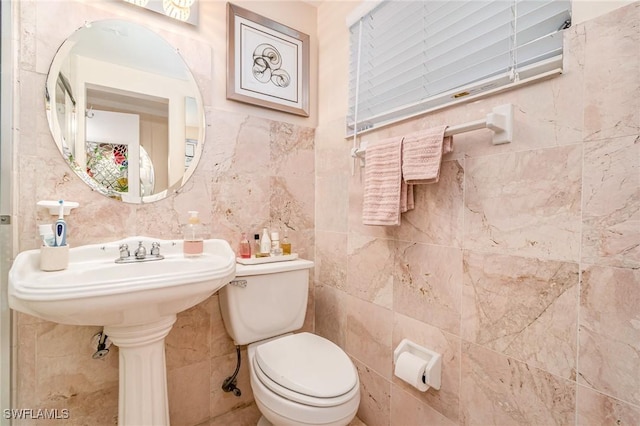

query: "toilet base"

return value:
[255, 396, 356, 426]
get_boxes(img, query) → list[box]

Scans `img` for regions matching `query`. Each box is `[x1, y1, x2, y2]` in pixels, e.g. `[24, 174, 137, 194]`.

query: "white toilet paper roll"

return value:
[394, 352, 430, 392]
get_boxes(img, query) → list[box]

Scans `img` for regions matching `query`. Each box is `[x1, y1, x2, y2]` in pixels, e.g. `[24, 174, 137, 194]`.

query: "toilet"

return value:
[219, 259, 360, 426]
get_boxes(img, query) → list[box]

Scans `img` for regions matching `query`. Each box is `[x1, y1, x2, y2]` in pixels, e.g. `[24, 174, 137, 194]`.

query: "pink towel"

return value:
[362, 136, 409, 226]
[402, 126, 453, 184]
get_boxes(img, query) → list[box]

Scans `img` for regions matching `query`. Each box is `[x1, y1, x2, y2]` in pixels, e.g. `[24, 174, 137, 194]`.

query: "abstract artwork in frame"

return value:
[227, 3, 310, 117]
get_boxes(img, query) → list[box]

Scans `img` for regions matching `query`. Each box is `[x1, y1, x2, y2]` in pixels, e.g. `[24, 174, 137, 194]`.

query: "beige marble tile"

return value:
[317, 174, 350, 232]
[228, 115, 271, 177]
[352, 358, 391, 426]
[582, 135, 640, 268]
[461, 251, 579, 379]
[269, 176, 315, 261]
[394, 160, 464, 247]
[464, 144, 582, 262]
[315, 117, 352, 178]
[394, 242, 463, 335]
[583, 2, 640, 141]
[18, 70, 54, 159]
[210, 295, 237, 359]
[347, 233, 394, 308]
[15, 323, 37, 409]
[202, 110, 248, 175]
[577, 385, 640, 426]
[392, 313, 461, 423]
[209, 172, 271, 243]
[460, 342, 576, 426]
[316, 230, 348, 291]
[166, 297, 212, 372]
[301, 283, 316, 334]
[348, 416, 368, 426]
[207, 402, 261, 426]
[579, 264, 640, 406]
[269, 121, 315, 178]
[35, 323, 119, 401]
[168, 360, 211, 426]
[315, 285, 349, 348]
[391, 384, 457, 426]
[14, 385, 119, 426]
[209, 349, 254, 419]
[346, 297, 393, 380]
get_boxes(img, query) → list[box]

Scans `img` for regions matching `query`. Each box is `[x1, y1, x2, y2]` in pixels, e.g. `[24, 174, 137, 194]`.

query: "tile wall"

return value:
[12, 1, 315, 424]
[315, 2, 639, 425]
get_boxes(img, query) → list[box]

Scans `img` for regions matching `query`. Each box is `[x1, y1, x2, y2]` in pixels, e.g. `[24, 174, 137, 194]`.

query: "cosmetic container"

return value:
[280, 229, 291, 255]
[238, 232, 251, 259]
[259, 228, 271, 257]
[270, 231, 283, 256]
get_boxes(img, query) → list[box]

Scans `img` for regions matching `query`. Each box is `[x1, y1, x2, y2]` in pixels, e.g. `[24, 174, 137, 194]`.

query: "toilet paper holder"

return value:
[393, 339, 442, 390]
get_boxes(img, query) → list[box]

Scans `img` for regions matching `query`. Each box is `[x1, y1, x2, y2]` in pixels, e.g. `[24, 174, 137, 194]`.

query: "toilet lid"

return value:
[255, 332, 357, 398]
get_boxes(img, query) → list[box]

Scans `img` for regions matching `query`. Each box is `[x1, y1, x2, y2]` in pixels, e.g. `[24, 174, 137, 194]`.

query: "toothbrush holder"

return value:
[40, 245, 69, 272]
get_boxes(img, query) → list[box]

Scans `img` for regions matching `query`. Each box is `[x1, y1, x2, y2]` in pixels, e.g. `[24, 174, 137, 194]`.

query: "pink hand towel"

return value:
[402, 126, 453, 184]
[362, 136, 408, 226]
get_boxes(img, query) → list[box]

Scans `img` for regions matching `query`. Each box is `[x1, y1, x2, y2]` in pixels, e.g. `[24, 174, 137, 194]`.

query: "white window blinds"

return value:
[347, 0, 571, 135]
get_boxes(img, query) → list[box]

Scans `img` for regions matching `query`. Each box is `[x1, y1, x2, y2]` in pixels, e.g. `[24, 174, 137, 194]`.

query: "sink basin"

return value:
[9, 236, 236, 326]
[8, 236, 236, 426]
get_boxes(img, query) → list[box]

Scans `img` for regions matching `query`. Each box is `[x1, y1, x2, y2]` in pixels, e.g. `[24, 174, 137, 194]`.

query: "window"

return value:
[347, 0, 571, 135]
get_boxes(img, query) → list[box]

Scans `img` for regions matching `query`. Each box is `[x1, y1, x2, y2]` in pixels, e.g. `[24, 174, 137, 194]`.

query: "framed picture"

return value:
[227, 3, 310, 117]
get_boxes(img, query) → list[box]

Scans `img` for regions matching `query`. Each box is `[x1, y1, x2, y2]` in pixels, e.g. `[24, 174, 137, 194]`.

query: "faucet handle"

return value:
[135, 241, 147, 259]
[119, 244, 130, 259]
[151, 242, 161, 256]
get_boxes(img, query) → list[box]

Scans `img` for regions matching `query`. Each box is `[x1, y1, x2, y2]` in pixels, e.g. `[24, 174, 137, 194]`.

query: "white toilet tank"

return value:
[219, 259, 314, 345]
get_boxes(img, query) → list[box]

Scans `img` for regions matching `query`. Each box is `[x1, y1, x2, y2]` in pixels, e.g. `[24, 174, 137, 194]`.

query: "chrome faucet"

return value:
[115, 241, 164, 264]
[134, 241, 147, 259]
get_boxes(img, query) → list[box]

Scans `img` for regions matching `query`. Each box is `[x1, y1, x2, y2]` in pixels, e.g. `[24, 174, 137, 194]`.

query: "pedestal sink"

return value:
[8, 236, 236, 425]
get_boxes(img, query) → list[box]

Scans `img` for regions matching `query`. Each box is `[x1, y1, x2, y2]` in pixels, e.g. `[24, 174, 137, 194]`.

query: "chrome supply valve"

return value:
[134, 241, 147, 259]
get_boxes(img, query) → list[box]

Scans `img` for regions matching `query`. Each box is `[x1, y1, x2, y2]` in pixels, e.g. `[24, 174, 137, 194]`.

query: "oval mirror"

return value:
[45, 19, 205, 203]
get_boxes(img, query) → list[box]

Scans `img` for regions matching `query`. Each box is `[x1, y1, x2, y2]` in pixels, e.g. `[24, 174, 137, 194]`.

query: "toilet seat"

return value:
[254, 333, 358, 407]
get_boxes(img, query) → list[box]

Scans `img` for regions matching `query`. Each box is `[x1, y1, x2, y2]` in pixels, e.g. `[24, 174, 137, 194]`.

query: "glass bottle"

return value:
[253, 233, 262, 258]
[280, 229, 291, 255]
[259, 228, 271, 257]
[238, 232, 251, 259]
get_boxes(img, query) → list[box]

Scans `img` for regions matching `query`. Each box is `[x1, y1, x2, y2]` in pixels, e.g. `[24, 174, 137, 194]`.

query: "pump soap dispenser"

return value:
[183, 211, 204, 257]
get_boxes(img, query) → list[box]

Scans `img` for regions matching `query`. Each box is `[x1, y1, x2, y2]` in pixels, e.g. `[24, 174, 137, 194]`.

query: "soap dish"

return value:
[236, 253, 298, 265]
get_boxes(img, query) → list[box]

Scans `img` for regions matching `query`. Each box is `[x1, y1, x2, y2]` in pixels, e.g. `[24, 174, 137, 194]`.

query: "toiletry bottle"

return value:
[54, 200, 67, 246]
[253, 233, 263, 258]
[183, 211, 204, 257]
[280, 229, 291, 255]
[259, 228, 271, 257]
[270, 231, 283, 256]
[238, 232, 251, 259]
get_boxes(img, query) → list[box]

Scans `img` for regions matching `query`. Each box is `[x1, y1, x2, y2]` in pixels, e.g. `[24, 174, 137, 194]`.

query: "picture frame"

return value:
[227, 3, 310, 117]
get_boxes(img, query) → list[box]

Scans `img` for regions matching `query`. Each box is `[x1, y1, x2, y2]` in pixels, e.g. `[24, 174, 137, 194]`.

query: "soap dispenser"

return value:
[183, 211, 204, 257]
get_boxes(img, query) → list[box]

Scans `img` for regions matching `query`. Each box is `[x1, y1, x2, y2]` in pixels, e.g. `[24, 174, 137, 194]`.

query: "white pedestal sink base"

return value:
[105, 315, 177, 426]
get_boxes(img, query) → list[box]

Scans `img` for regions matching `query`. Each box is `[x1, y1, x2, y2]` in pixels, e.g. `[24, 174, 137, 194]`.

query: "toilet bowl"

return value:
[218, 260, 360, 426]
[248, 333, 360, 426]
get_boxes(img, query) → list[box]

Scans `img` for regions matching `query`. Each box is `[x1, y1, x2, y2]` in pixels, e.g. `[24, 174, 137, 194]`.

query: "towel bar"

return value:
[350, 103, 513, 160]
